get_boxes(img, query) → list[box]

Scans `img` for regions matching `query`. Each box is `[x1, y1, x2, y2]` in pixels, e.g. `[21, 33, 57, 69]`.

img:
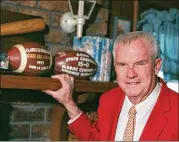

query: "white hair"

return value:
[113, 31, 160, 60]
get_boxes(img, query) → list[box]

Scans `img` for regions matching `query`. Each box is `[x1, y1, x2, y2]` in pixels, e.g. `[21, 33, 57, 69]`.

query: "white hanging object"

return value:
[60, 0, 96, 39]
[60, 12, 77, 34]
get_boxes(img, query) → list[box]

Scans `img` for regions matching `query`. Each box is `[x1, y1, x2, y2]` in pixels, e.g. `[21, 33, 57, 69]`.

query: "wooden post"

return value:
[50, 104, 68, 141]
[133, 0, 139, 31]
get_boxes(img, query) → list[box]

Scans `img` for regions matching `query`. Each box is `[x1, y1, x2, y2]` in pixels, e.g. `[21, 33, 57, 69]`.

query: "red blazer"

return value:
[68, 80, 179, 141]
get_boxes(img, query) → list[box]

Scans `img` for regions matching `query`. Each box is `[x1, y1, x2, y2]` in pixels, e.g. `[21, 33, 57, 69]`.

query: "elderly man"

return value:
[44, 31, 178, 141]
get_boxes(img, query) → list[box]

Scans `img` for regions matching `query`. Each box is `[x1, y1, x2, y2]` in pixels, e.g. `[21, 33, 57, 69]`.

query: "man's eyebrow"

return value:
[114, 59, 148, 64]
[135, 59, 148, 63]
[114, 61, 126, 65]
[114, 60, 123, 64]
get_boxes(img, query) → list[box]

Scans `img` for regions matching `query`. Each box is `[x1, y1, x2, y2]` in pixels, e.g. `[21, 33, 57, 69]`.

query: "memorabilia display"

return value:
[112, 16, 131, 40]
[0, 52, 9, 70]
[1, 18, 46, 36]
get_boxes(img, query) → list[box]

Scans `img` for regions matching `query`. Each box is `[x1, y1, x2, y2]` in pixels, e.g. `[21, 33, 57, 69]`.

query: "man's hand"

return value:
[43, 74, 74, 105]
[43, 74, 82, 120]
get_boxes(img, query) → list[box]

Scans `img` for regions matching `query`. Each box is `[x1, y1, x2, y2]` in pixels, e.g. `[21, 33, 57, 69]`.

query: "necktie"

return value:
[123, 106, 137, 141]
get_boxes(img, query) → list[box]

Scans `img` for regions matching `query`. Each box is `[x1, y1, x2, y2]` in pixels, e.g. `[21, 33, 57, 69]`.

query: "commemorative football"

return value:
[54, 50, 97, 79]
[7, 42, 52, 76]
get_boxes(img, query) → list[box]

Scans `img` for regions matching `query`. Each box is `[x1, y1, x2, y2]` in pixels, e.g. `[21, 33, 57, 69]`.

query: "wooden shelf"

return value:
[0, 75, 118, 93]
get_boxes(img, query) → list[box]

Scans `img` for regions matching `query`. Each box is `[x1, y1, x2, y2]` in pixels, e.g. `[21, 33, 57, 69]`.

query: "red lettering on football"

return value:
[55, 51, 97, 79]
[7, 42, 52, 76]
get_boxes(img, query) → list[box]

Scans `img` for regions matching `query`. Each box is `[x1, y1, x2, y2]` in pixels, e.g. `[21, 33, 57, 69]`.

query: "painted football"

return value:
[55, 51, 97, 79]
[7, 42, 52, 76]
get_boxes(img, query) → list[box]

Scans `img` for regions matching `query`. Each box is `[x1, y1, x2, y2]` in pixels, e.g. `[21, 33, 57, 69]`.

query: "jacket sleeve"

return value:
[68, 112, 100, 141]
[67, 88, 120, 141]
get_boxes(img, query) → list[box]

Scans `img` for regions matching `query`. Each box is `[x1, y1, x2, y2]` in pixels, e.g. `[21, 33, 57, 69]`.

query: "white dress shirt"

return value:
[114, 83, 161, 141]
[68, 111, 82, 124]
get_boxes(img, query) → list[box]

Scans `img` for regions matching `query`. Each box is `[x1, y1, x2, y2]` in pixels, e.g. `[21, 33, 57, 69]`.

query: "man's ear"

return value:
[155, 58, 162, 74]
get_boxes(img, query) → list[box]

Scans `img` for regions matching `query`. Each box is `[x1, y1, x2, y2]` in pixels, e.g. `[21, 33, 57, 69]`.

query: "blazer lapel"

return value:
[110, 92, 125, 141]
[140, 81, 171, 140]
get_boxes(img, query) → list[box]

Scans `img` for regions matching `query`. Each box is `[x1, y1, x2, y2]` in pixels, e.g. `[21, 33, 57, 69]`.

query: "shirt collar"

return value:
[124, 82, 162, 119]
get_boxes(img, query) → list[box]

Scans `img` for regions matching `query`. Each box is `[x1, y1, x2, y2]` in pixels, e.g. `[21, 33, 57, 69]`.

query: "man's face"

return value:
[114, 39, 162, 103]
